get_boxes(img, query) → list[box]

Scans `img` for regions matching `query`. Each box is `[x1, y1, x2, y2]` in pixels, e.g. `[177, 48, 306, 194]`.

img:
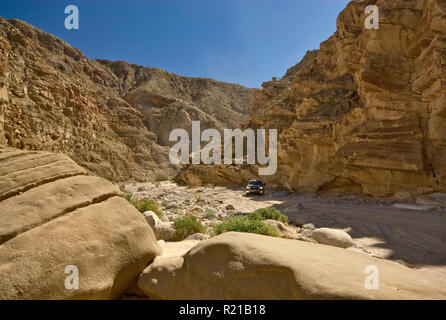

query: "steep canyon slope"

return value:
[0, 17, 252, 182]
[180, 0, 446, 197]
[256, 0, 446, 197]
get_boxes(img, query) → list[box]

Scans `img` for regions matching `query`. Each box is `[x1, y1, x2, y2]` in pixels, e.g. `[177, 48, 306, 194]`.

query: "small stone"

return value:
[302, 223, 315, 230]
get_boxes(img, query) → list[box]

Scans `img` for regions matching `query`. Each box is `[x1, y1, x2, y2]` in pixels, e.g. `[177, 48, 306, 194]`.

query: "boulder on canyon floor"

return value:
[138, 232, 446, 300]
[308, 228, 353, 249]
[0, 147, 162, 299]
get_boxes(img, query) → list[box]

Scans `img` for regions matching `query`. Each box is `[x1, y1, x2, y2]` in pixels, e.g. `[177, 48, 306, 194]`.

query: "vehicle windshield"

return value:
[248, 180, 263, 186]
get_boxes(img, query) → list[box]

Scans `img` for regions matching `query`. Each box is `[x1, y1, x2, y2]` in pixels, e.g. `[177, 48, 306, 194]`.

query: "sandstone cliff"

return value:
[262, 0, 446, 197]
[180, 0, 446, 197]
[0, 17, 252, 182]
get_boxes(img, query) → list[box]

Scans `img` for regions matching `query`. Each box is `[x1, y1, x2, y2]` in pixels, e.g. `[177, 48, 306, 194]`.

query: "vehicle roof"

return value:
[248, 180, 263, 184]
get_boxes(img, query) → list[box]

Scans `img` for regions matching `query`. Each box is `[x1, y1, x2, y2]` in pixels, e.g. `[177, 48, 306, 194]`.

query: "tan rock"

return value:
[153, 221, 175, 241]
[138, 232, 446, 300]
[0, 147, 162, 299]
[309, 228, 353, 249]
[137, 239, 200, 298]
[143, 210, 161, 228]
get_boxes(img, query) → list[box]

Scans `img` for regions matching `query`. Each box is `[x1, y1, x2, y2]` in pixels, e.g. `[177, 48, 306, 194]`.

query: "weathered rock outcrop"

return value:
[179, 0, 446, 197]
[250, 0, 446, 197]
[0, 17, 252, 182]
[138, 232, 446, 300]
[0, 147, 162, 299]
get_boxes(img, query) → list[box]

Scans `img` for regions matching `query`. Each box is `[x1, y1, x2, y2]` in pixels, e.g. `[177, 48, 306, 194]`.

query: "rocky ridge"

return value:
[0, 17, 252, 182]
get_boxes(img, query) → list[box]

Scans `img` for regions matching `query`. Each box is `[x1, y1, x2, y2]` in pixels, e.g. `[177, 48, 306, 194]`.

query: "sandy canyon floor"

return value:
[124, 181, 446, 281]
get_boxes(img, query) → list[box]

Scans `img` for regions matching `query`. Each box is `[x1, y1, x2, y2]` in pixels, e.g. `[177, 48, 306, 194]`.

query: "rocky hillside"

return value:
[0, 17, 252, 182]
[183, 0, 446, 197]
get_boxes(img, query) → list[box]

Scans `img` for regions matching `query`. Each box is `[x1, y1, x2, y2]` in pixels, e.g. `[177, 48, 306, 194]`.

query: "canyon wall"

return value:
[0, 18, 252, 182]
[242, 0, 445, 197]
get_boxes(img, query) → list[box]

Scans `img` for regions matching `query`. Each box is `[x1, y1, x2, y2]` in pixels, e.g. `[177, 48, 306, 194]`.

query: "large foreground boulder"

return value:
[138, 232, 446, 300]
[0, 147, 162, 299]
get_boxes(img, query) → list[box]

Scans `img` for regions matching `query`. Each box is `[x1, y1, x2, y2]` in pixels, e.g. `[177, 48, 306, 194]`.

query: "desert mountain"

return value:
[0, 17, 253, 182]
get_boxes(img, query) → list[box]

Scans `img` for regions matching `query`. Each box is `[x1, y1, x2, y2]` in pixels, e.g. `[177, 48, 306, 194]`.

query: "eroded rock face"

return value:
[0, 17, 252, 182]
[180, 0, 446, 197]
[254, 0, 446, 197]
[137, 232, 446, 300]
[0, 147, 162, 299]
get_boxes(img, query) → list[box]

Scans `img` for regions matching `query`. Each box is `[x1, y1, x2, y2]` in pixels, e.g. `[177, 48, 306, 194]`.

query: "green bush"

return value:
[125, 193, 133, 203]
[155, 172, 169, 182]
[248, 207, 287, 223]
[203, 208, 217, 220]
[125, 193, 163, 218]
[173, 214, 205, 241]
[213, 216, 278, 237]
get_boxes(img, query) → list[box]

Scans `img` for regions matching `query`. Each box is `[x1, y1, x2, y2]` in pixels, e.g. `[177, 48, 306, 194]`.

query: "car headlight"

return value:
[259, 187, 263, 190]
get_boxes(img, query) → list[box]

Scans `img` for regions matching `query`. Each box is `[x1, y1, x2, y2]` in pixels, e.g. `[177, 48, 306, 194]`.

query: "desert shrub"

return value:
[125, 193, 163, 218]
[203, 208, 217, 220]
[248, 207, 287, 223]
[155, 172, 169, 182]
[124, 193, 133, 203]
[213, 216, 278, 237]
[173, 214, 205, 241]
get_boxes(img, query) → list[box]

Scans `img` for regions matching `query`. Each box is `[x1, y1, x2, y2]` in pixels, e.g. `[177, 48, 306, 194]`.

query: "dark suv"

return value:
[245, 180, 266, 196]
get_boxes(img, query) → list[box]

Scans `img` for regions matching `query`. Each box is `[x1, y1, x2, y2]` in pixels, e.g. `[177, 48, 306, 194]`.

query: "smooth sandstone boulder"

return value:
[309, 228, 353, 249]
[0, 147, 162, 299]
[153, 221, 175, 241]
[138, 232, 446, 300]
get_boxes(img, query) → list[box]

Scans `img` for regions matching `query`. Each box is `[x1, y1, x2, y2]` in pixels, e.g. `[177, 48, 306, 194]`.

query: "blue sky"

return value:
[0, 0, 350, 88]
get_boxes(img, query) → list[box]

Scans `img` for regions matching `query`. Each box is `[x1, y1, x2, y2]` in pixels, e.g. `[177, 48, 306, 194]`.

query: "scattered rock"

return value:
[153, 222, 175, 241]
[309, 228, 353, 249]
[185, 233, 210, 241]
[263, 219, 298, 239]
[302, 223, 315, 230]
[165, 203, 179, 209]
[143, 211, 161, 228]
[225, 204, 235, 211]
